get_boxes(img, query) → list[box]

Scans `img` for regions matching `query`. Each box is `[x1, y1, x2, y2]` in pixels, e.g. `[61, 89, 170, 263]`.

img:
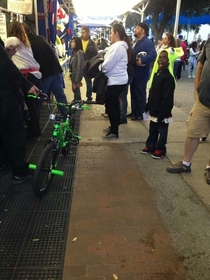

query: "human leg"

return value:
[154, 122, 169, 155]
[46, 73, 67, 114]
[104, 85, 125, 137]
[119, 84, 128, 122]
[131, 80, 147, 120]
[167, 100, 210, 173]
[145, 121, 158, 152]
[73, 86, 81, 100]
[83, 69, 93, 101]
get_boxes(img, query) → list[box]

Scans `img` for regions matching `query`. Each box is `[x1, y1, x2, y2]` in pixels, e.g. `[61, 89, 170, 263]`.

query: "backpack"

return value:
[87, 54, 104, 79]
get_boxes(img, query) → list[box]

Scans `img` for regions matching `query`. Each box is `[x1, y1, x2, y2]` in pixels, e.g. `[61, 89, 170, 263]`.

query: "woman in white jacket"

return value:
[101, 24, 132, 139]
[188, 41, 200, 79]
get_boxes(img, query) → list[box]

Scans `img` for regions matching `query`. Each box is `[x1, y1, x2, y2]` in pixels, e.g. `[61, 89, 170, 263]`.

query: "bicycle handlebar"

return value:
[27, 91, 95, 111]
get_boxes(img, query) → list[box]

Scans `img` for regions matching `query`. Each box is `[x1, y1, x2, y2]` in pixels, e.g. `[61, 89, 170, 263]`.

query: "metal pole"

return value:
[173, 0, 182, 39]
[34, 0, 38, 34]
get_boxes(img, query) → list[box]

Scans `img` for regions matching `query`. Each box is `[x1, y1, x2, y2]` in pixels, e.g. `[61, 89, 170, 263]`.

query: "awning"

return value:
[71, 0, 146, 18]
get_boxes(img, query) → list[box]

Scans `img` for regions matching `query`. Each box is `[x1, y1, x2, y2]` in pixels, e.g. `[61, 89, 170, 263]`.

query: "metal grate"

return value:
[13, 268, 62, 280]
[0, 211, 33, 236]
[18, 236, 65, 267]
[0, 236, 25, 267]
[0, 269, 14, 280]
[28, 211, 69, 235]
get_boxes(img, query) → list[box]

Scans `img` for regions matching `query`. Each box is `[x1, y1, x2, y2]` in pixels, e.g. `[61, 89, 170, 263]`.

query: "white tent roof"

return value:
[71, 0, 146, 18]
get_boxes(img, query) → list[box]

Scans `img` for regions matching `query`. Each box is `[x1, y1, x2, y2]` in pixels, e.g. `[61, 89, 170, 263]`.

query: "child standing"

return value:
[69, 36, 84, 100]
[141, 50, 175, 159]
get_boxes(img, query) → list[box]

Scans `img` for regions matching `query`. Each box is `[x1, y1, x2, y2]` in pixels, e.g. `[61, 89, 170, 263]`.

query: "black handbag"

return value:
[92, 71, 108, 105]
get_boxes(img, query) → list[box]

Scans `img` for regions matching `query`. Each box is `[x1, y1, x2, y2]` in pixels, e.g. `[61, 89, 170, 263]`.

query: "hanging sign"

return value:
[0, 13, 7, 41]
[7, 0, 33, 15]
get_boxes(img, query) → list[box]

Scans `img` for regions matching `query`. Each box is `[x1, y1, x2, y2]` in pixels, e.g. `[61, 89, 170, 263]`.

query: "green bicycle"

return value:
[29, 92, 90, 197]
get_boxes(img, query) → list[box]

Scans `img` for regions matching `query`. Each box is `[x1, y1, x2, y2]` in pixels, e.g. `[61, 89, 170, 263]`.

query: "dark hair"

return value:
[165, 33, 177, 48]
[22, 23, 31, 35]
[191, 41, 197, 52]
[71, 36, 83, 52]
[112, 23, 133, 62]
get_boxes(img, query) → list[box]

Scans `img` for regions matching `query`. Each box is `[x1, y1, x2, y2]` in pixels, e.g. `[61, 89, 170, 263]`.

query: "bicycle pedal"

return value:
[70, 140, 79, 146]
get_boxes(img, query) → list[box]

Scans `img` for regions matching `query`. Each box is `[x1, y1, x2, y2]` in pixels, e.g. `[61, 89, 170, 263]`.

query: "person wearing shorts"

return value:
[166, 38, 210, 184]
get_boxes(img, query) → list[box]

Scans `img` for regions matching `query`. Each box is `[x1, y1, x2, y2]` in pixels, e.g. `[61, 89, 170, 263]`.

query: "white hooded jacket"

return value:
[101, 40, 128, 86]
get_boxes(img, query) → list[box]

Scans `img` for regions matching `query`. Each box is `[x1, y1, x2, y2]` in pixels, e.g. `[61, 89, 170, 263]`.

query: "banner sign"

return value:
[0, 13, 7, 41]
[7, 0, 33, 15]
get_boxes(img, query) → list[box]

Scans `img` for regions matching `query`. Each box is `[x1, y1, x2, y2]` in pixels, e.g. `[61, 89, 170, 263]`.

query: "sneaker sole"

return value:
[152, 155, 165, 159]
[166, 167, 191, 173]
[141, 151, 152, 155]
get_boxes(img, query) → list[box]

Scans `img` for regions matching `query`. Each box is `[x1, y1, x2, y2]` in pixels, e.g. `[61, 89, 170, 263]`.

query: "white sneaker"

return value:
[188, 75, 191, 79]
[192, 75, 195, 78]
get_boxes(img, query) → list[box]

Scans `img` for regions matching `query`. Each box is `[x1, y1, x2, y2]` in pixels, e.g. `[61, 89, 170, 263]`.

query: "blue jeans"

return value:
[40, 73, 67, 115]
[130, 79, 147, 118]
[146, 121, 169, 154]
[83, 68, 93, 100]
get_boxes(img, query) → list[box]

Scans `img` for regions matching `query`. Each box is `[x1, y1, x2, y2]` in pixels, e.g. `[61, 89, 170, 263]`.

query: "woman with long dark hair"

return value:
[69, 36, 84, 100]
[101, 23, 133, 139]
[188, 41, 200, 79]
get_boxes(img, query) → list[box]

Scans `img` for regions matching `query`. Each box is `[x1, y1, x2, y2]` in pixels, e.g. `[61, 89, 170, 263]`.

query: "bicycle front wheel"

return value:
[32, 142, 57, 197]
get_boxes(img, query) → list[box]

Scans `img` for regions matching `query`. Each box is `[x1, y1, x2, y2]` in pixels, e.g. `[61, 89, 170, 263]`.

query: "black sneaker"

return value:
[12, 173, 33, 185]
[152, 150, 165, 159]
[120, 119, 127, 124]
[166, 161, 191, 173]
[102, 133, 118, 140]
[204, 168, 210, 184]
[126, 113, 133, 118]
[141, 147, 153, 155]
[131, 116, 143, 121]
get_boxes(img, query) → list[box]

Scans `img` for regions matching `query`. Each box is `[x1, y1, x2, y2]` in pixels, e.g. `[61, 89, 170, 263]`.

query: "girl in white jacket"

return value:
[101, 24, 133, 139]
[188, 41, 200, 79]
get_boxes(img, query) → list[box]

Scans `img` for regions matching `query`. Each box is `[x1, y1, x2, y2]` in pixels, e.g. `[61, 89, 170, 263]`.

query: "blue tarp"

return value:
[146, 14, 210, 25]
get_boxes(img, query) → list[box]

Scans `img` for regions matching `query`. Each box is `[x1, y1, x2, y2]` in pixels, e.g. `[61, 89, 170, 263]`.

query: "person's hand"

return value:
[5, 45, 17, 57]
[136, 58, 142, 66]
[28, 85, 40, 95]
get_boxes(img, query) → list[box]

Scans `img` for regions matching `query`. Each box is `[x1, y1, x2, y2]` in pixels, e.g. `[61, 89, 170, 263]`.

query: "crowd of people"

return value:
[0, 19, 209, 185]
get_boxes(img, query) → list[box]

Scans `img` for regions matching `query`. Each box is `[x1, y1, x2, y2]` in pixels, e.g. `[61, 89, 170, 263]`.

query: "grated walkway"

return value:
[0, 107, 80, 280]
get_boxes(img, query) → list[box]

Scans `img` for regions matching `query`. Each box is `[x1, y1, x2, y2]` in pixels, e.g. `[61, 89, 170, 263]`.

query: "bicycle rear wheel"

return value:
[32, 141, 57, 197]
[62, 117, 75, 156]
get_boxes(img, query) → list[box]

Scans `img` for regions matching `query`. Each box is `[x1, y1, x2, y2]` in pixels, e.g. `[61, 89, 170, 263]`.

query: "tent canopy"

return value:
[71, 0, 146, 18]
[146, 14, 210, 25]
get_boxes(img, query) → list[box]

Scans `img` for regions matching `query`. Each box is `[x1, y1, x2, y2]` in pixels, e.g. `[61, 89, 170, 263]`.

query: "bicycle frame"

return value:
[29, 93, 90, 177]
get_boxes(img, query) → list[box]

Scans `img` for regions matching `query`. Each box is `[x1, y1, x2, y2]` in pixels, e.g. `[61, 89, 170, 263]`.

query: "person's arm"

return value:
[158, 76, 175, 122]
[194, 61, 203, 100]
[0, 45, 39, 95]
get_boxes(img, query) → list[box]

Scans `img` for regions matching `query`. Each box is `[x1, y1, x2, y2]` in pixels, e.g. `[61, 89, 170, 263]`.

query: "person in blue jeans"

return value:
[130, 22, 156, 120]
[23, 24, 67, 115]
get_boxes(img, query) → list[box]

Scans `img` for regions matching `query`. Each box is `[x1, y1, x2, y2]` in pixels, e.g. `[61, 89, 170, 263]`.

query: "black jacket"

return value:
[27, 33, 63, 79]
[146, 69, 175, 121]
[84, 39, 98, 62]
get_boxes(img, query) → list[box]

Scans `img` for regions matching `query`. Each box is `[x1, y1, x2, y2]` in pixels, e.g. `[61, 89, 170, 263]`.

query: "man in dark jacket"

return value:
[22, 24, 67, 114]
[81, 26, 98, 101]
[129, 22, 156, 120]
[0, 44, 39, 184]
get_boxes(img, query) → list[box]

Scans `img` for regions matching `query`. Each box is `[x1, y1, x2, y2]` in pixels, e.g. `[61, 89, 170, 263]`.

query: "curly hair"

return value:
[8, 20, 30, 47]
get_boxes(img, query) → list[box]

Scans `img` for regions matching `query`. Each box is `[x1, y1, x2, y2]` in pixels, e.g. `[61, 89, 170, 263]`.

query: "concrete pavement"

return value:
[63, 68, 210, 279]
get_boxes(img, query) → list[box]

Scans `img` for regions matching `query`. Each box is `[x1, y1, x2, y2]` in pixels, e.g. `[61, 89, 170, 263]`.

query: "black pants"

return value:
[146, 121, 169, 154]
[105, 84, 126, 135]
[23, 73, 41, 137]
[0, 95, 28, 176]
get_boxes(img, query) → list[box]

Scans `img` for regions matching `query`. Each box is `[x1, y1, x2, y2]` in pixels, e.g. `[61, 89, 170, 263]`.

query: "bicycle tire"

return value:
[61, 117, 75, 156]
[32, 141, 57, 197]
